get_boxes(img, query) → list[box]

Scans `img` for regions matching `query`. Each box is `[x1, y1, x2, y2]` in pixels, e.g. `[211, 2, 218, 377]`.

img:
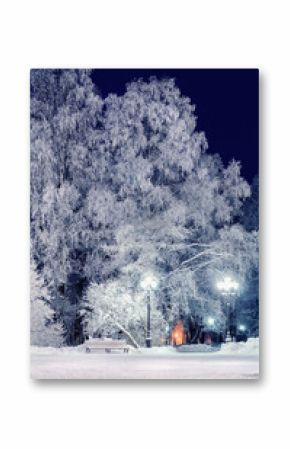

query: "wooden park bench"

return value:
[84, 338, 130, 353]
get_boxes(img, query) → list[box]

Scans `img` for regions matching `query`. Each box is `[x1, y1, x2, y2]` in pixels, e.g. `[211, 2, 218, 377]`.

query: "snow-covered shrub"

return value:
[81, 278, 167, 347]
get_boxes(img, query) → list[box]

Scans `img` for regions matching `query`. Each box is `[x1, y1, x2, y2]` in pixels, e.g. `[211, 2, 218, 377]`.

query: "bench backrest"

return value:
[87, 339, 127, 348]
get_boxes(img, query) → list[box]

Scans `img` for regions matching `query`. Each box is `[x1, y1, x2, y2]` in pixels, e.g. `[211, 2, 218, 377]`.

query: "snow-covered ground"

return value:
[31, 338, 259, 380]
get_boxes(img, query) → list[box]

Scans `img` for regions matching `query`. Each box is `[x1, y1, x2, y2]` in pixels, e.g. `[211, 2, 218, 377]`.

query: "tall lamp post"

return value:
[140, 272, 159, 348]
[217, 276, 239, 343]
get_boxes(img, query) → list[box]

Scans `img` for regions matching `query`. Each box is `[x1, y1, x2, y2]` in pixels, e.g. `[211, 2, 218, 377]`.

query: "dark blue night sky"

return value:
[92, 69, 259, 183]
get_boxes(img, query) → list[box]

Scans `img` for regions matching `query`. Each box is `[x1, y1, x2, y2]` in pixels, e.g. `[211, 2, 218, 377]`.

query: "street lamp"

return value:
[140, 272, 159, 348]
[217, 275, 239, 343]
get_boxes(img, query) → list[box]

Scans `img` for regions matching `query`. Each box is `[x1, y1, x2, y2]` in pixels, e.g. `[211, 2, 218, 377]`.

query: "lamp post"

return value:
[140, 272, 159, 348]
[216, 276, 239, 343]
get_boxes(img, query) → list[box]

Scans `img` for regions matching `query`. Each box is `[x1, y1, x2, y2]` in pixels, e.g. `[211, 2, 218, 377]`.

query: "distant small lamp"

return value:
[207, 317, 215, 326]
[238, 324, 246, 332]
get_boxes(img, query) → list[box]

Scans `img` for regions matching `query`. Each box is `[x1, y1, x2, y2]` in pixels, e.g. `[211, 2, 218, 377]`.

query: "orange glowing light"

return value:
[171, 321, 186, 346]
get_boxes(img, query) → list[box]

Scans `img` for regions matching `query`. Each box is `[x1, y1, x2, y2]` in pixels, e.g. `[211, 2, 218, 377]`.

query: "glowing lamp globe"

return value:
[217, 276, 239, 293]
[140, 272, 159, 291]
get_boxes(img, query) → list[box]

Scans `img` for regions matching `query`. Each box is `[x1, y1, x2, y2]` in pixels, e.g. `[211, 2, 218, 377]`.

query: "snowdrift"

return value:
[219, 338, 259, 356]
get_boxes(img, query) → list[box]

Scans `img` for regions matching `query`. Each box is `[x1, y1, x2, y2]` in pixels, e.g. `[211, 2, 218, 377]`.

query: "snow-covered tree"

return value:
[241, 175, 259, 232]
[81, 277, 167, 347]
[31, 69, 104, 344]
[30, 262, 64, 347]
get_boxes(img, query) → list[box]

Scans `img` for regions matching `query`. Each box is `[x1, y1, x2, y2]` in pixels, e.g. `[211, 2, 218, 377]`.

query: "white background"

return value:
[0, 1, 288, 448]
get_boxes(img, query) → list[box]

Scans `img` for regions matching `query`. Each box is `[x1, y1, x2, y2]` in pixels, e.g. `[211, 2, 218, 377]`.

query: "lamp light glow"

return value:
[207, 317, 215, 326]
[140, 272, 159, 291]
[217, 276, 239, 293]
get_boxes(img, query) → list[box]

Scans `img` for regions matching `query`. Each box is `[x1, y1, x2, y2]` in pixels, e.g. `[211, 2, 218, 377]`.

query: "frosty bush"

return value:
[81, 277, 167, 347]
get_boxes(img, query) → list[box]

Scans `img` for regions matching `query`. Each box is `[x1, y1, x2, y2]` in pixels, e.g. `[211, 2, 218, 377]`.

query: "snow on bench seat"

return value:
[85, 338, 130, 353]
